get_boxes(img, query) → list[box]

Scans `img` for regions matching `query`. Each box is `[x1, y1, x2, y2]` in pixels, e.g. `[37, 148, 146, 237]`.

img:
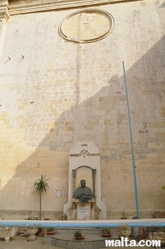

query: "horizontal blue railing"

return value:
[0, 219, 165, 228]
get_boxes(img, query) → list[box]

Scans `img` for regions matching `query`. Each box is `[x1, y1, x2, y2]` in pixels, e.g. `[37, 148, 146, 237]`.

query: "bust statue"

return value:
[73, 179, 94, 204]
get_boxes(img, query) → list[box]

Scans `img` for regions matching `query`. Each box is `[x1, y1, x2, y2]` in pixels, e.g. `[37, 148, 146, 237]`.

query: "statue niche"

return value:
[63, 141, 106, 220]
[70, 166, 96, 220]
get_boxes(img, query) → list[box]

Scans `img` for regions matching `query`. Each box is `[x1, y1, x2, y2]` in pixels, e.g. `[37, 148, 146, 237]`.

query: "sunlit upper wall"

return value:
[0, 0, 164, 218]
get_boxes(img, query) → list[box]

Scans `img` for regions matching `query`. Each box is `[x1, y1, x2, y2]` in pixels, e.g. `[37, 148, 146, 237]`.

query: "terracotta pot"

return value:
[74, 234, 85, 240]
[46, 230, 56, 235]
[102, 233, 111, 237]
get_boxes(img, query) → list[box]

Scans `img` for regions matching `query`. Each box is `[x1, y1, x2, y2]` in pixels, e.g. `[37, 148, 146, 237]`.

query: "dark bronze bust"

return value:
[73, 179, 94, 204]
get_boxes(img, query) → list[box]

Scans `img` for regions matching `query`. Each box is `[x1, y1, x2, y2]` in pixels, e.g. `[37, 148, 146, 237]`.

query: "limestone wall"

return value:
[0, 0, 165, 219]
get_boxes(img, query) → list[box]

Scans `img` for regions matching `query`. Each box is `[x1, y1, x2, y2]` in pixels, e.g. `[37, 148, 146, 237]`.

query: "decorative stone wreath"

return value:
[59, 9, 115, 43]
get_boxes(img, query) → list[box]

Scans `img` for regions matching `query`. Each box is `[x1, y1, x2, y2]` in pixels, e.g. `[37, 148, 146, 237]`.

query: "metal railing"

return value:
[0, 219, 165, 228]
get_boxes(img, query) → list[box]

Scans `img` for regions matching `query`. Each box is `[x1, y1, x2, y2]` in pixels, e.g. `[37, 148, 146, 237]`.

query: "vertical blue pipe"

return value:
[122, 61, 140, 219]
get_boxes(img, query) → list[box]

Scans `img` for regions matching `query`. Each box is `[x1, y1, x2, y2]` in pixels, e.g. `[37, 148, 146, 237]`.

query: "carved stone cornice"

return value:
[9, 0, 140, 16]
[0, 1, 9, 21]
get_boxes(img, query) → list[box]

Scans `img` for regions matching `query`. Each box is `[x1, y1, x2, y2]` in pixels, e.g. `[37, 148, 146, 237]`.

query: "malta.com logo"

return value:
[105, 237, 161, 247]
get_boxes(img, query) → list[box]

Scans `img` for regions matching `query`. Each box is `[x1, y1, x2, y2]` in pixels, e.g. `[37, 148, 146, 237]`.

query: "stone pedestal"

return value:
[68, 199, 95, 220]
[77, 204, 90, 220]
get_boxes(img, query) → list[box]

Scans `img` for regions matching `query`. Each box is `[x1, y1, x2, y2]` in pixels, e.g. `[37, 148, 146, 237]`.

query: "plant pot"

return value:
[46, 230, 56, 235]
[102, 233, 111, 237]
[26, 228, 38, 241]
[27, 228, 38, 236]
[74, 234, 85, 240]
[152, 232, 165, 241]
[119, 227, 132, 237]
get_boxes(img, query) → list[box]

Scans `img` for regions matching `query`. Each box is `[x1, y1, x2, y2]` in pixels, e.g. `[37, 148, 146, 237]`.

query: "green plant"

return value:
[33, 174, 49, 220]
[46, 227, 55, 232]
[57, 213, 67, 220]
[74, 230, 82, 238]
[25, 217, 38, 229]
[120, 210, 128, 219]
[62, 214, 67, 220]
[119, 224, 130, 230]
[102, 227, 111, 234]
[25, 217, 38, 220]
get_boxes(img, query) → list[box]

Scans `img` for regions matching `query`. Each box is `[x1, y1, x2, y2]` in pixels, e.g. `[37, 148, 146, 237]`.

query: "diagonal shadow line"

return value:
[0, 33, 165, 219]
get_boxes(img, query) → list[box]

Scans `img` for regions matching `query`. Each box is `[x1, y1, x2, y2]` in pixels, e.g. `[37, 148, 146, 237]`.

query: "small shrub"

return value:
[25, 217, 38, 220]
[74, 230, 82, 238]
[46, 227, 55, 232]
[102, 227, 111, 234]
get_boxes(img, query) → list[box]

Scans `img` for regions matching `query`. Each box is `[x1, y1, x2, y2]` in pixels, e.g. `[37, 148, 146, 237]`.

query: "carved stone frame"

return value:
[64, 140, 106, 219]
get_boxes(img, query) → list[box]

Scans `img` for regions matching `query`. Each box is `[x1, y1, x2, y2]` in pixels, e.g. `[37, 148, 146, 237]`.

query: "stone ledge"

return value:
[0, 2, 10, 20]
[9, 0, 140, 16]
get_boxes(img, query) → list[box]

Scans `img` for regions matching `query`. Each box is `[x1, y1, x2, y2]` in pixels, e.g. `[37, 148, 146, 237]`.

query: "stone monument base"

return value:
[44, 228, 105, 249]
[67, 199, 101, 220]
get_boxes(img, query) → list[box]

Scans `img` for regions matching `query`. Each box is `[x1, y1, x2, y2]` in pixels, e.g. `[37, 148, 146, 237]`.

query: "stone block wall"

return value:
[0, 0, 164, 219]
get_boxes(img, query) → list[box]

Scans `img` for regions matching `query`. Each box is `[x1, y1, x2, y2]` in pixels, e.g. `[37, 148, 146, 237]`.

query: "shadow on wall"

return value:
[0, 34, 165, 220]
[160, 2, 165, 8]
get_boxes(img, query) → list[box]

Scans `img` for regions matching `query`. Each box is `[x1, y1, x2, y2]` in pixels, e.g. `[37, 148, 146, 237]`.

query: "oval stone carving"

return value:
[59, 9, 115, 43]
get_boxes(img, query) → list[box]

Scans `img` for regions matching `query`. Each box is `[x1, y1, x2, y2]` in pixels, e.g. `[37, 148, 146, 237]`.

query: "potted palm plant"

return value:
[33, 174, 49, 220]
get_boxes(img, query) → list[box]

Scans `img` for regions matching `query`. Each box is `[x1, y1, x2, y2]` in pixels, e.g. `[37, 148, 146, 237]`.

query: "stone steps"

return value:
[44, 228, 119, 249]
[45, 233, 106, 249]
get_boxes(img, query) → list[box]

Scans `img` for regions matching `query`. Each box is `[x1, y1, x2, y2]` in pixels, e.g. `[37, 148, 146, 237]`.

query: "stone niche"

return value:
[64, 141, 106, 220]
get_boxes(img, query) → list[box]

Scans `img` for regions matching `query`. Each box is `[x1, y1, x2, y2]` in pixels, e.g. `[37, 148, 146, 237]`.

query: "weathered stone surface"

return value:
[0, 0, 164, 218]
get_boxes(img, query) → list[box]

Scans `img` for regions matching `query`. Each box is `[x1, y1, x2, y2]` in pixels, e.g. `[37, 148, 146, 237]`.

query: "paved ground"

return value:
[0, 236, 152, 249]
[0, 237, 110, 249]
[0, 229, 155, 249]
[0, 237, 61, 249]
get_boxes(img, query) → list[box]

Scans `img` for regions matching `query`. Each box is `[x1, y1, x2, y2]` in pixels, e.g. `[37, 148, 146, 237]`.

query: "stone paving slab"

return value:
[0, 236, 154, 249]
[0, 236, 108, 249]
[0, 237, 60, 249]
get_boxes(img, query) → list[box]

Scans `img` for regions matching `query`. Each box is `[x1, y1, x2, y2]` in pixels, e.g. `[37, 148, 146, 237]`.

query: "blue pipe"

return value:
[0, 219, 165, 228]
[122, 61, 140, 219]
